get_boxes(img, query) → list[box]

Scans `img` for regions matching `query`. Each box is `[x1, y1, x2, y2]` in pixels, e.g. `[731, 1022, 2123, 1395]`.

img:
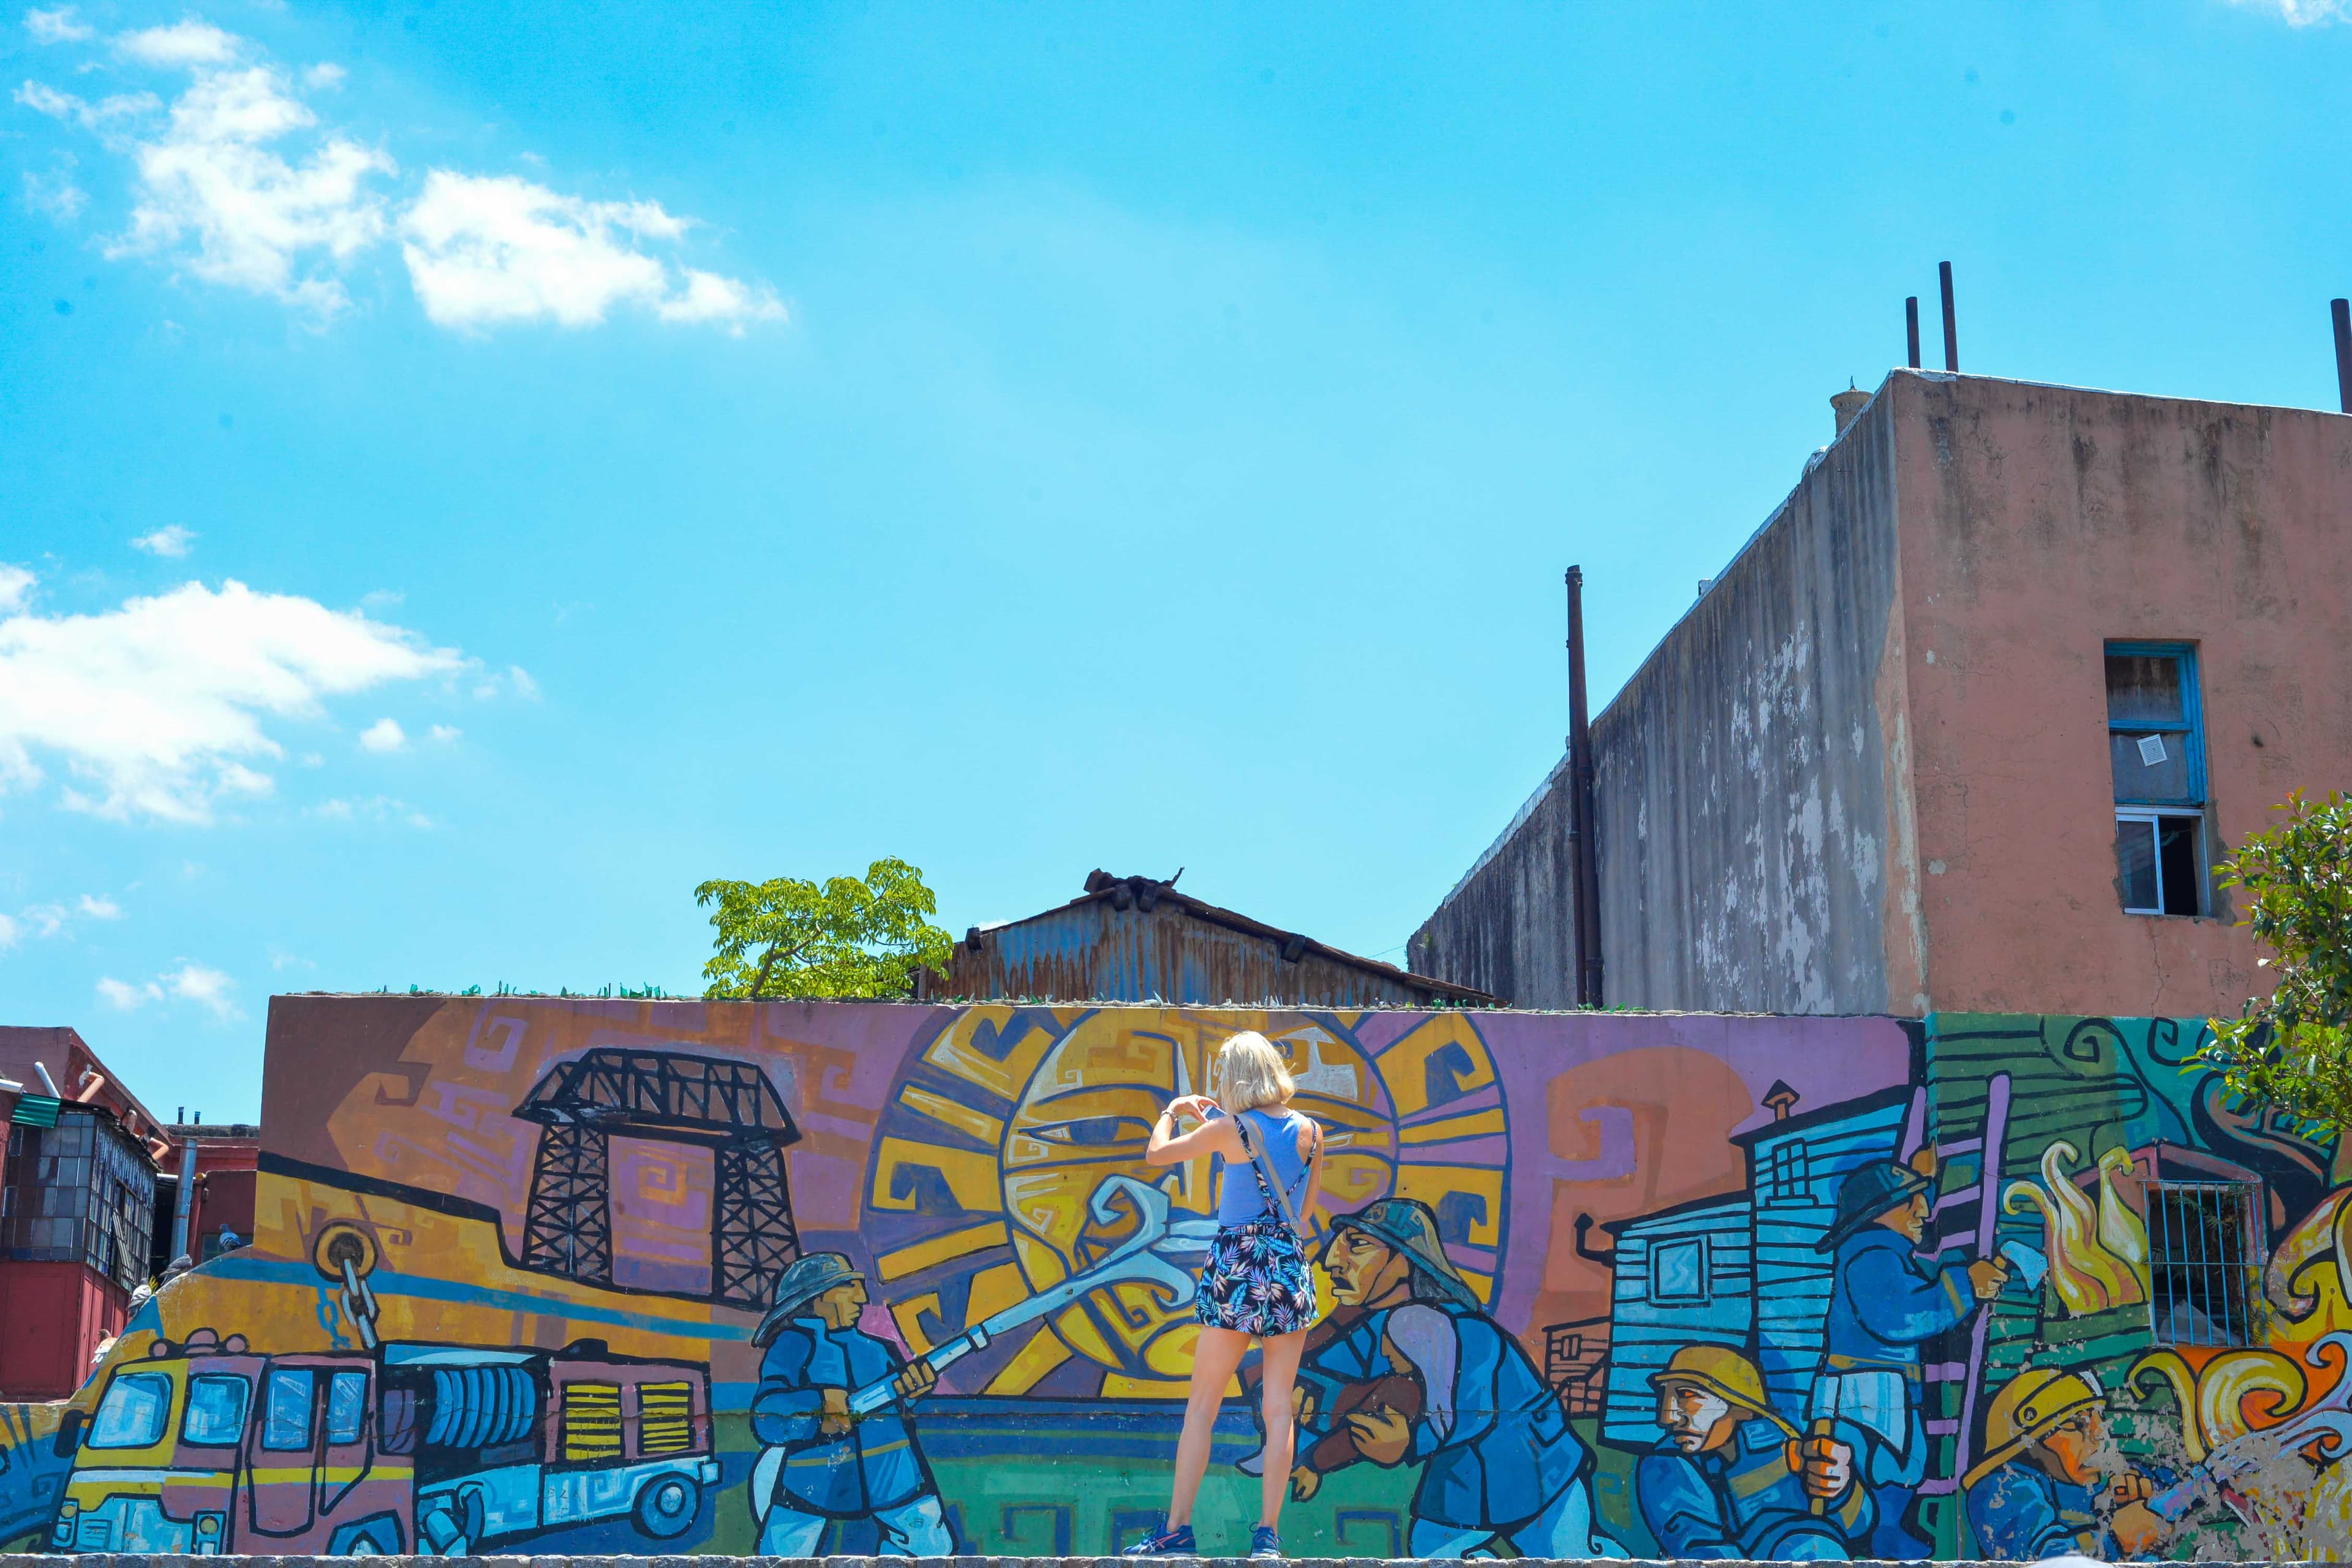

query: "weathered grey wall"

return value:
[1596, 389, 1909, 1012]
[1405, 759, 1580, 1008]
[1412, 388, 1912, 1013]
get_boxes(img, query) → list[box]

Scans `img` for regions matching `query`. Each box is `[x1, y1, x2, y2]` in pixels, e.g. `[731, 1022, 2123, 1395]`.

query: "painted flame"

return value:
[2000, 1139, 2148, 1316]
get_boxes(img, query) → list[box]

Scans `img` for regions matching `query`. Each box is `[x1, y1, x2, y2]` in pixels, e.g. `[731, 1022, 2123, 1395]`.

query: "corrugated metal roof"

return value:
[924, 871, 1497, 1008]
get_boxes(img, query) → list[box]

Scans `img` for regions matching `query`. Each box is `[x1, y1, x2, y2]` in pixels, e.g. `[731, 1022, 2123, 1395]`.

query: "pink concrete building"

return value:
[1413, 370, 2352, 1020]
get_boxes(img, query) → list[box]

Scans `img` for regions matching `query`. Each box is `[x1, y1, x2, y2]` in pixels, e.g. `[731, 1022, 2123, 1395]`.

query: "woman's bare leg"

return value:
[1254, 1328, 1307, 1529]
[1169, 1326, 1253, 1527]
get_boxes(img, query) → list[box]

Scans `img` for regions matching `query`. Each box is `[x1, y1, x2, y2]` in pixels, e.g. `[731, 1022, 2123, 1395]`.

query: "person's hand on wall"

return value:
[820, 1387, 853, 1436]
[892, 1360, 939, 1404]
[1793, 1434, 1855, 1500]
[1290, 1466, 1321, 1501]
[1346, 1408, 1412, 1466]
[1966, 1256, 2012, 1300]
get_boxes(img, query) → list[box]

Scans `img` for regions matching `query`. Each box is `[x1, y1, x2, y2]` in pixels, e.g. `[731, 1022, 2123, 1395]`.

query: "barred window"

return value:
[2146, 1181, 2263, 1348]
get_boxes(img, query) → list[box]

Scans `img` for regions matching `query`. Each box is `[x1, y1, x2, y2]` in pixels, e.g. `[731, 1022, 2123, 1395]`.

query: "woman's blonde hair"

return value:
[1215, 1031, 1295, 1112]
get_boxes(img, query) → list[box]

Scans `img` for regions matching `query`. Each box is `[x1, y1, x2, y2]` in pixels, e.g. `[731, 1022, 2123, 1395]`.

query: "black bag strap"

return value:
[1232, 1110, 1317, 1243]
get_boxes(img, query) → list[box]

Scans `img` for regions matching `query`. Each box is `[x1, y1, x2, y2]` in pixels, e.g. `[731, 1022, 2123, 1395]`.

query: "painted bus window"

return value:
[262, 1369, 314, 1450]
[326, 1371, 369, 1446]
[179, 1376, 247, 1446]
[86, 1374, 168, 1449]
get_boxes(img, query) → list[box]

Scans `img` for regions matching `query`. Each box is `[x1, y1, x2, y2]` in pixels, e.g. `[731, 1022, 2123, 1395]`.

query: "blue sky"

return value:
[4, 0, 2348, 1119]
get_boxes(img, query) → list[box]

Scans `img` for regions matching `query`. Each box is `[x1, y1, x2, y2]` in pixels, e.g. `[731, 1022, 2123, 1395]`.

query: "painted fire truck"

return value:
[50, 1327, 718, 1555]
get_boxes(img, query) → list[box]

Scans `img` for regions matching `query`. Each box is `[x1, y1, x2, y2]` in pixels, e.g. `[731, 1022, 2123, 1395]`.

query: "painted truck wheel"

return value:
[633, 1474, 701, 1538]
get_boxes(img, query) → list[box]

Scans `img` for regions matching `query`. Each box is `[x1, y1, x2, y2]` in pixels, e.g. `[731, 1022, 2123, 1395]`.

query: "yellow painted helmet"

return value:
[1961, 1366, 2103, 1490]
[1647, 1344, 1796, 1436]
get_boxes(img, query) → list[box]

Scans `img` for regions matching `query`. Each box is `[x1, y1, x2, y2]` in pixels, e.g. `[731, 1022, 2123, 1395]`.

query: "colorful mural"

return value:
[1, 998, 2349, 1558]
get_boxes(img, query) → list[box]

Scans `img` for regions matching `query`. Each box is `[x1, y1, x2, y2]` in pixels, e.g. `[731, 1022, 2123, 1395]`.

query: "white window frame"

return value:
[2114, 807, 2206, 918]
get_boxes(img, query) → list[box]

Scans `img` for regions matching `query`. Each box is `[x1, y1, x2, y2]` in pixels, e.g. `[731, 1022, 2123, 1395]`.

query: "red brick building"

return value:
[162, 1117, 259, 1262]
[0, 1028, 175, 1400]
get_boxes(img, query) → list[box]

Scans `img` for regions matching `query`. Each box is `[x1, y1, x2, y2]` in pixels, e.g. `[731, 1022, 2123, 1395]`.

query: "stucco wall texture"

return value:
[1412, 370, 2352, 1020]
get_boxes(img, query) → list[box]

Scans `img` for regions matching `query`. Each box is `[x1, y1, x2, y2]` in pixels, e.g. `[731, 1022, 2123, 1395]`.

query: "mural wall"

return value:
[0, 998, 2345, 1559]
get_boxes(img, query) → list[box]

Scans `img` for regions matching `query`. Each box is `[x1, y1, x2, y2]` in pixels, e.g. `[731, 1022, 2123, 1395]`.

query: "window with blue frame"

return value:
[2106, 643, 2207, 917]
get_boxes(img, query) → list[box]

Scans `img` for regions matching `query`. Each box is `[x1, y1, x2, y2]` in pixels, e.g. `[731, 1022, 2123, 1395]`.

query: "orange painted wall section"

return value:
[1890, 374, 2352, 1018]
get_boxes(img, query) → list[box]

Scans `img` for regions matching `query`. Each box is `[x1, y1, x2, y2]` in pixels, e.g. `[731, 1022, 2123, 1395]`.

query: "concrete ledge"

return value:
[0, 1558, 2315, 1567]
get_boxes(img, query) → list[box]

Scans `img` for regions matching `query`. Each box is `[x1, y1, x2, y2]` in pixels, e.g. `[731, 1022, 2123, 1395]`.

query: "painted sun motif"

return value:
[861, 1007, 1511, 1400]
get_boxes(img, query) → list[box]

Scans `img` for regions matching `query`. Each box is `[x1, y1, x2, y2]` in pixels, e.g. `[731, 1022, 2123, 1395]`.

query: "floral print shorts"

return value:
[1196, 1221, 1317, 1336]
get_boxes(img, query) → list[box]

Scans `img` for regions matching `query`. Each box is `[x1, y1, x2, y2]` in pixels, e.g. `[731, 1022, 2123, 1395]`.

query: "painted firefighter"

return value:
[1276, 1197, 1622, 1558]
[1809, 1158, 2008, 1559]
[747, 1252, 952, 1556]
[1962, 1366, 2180, 1561]
[1640, 1344, 1872, 1561]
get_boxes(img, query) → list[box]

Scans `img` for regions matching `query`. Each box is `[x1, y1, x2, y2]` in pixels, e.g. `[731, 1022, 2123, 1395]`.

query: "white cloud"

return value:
[2226, 0, 2352, 18]
[131, 524, 196, 557]
[18, 894, 119, 937]
[0, 913, 15, 948]
[24, 7, 93, 44]
[0, 565, 33, 613]
[96, 975, 153, 1009]
[428, 723, 460, 743]
[399, 171, 783, 333]
[96, 960, 239, 1018]
[110, 61, 394, 318]
[165, 960, 238, 1017]
[0, 567, 462, 823]
[18, 18, 780, 332]
[358, 716, 404, 752]
[309, 794, 431, 828]
[23, 164, 86, 222]
[360, 588, 402, 609]
[14, 80, 162, 130]
[474, 663, 537, 700]
[115, 20, 238, 65]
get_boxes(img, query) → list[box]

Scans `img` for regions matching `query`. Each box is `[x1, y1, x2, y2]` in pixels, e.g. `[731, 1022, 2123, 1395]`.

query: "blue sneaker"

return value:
[1123, 1522, 1196, 1556]
[1250, 1525, 1282, 1559]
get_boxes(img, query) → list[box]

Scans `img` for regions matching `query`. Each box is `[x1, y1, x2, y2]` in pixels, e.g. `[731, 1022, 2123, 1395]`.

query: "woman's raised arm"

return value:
[1146, 1095, 1237, 1167]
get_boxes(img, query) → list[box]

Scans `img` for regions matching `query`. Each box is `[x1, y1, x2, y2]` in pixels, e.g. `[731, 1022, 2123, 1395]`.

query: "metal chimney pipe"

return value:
[1939, 262, 1959, 372]
[171, 1136, 197, 1261]
[2333, 298, 2351, 413]
[1564, 567, 1604, 1009]
[1906, 297, 1921, 369]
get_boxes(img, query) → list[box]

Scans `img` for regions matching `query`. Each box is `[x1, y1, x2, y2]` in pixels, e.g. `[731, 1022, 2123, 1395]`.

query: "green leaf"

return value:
[695, 858, 954, 1000]
[2196, 791, 2352, 1129]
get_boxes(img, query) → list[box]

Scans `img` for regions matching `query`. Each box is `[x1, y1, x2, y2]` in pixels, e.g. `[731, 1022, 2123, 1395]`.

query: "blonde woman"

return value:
[1125, 1031, 1325, 1561]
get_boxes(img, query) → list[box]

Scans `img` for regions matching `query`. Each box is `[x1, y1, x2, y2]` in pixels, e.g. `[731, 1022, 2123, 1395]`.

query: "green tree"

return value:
[696, 858, 954, 1000]
[2195, 791, 2352, 1127]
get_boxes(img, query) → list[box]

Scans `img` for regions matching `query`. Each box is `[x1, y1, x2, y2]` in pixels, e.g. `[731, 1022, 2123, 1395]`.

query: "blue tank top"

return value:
[1215, 1106, 1313, 1226]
